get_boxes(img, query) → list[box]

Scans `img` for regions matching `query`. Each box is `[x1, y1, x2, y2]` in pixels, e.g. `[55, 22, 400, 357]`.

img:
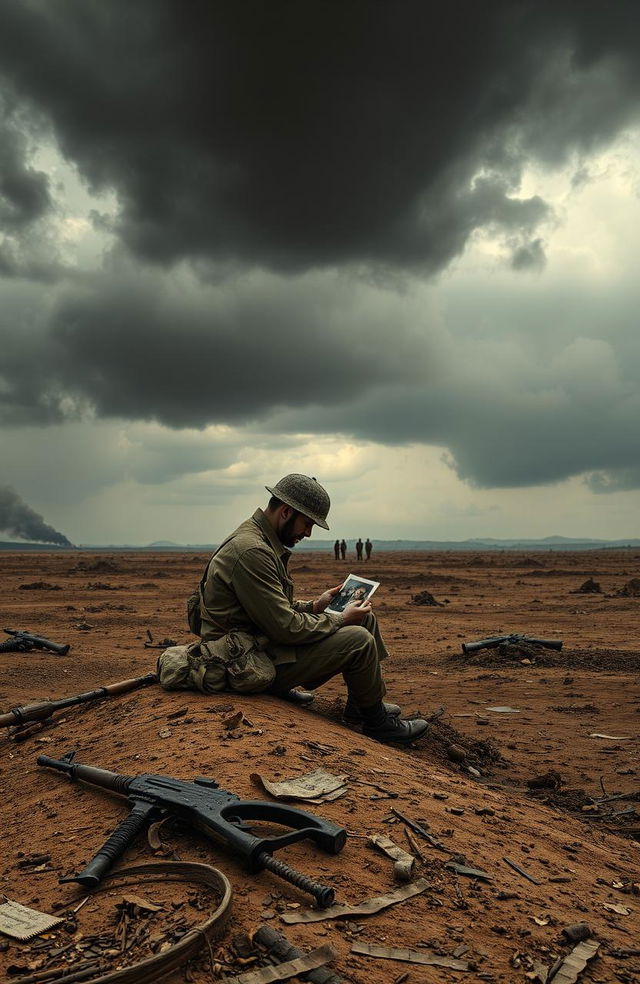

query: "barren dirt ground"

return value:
[1, 549, 639, 984]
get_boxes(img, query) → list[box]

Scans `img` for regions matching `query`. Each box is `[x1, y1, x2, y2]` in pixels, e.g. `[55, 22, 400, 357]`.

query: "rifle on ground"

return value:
[1, 628, 70, 655]
[38, 751, 346, 908]
[0, 672, 157, 737]
[462, 633, 563, 654]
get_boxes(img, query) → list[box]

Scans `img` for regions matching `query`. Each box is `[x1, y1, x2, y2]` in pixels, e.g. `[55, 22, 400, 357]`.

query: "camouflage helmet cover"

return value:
[265, 474, 331, 530]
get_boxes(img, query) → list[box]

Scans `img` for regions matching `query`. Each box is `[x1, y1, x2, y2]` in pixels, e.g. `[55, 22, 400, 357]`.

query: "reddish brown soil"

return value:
[1, 549, 640, 983]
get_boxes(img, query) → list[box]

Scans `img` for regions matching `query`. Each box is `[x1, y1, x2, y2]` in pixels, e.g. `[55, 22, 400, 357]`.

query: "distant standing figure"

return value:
[334, 539, 340, 560]
[356, 538, 363, 561]
[340, 539, 347, 560]
[365, 538, 372, 560]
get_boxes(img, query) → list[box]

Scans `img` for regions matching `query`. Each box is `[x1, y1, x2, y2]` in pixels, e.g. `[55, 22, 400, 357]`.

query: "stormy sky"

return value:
[1, 0, 640, 544]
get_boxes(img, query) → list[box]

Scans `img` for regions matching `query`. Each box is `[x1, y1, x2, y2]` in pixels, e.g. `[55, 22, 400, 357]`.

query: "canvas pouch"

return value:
[157, 631, 275, 695]
[186, 589, 202, 635]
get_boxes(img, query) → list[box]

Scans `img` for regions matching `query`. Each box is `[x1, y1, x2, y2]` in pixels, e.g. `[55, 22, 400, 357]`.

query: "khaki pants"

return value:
[267, 613, 389, 708]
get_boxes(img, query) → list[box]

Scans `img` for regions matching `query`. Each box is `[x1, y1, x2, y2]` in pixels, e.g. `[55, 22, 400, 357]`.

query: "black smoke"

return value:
[0, 486, 73, 545]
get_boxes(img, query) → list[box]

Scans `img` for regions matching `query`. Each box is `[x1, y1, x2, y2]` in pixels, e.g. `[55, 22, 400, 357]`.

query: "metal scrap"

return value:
[391, 807, 447, 850]
[368, 834, 415, 882]
[503, 856, 542, 885]
[222, 944, 337, 983]
[282, 878, 431, 924]
[351, 942, 470, 971]
[549, 939, 599, 984]
[445, 862, 493, 882]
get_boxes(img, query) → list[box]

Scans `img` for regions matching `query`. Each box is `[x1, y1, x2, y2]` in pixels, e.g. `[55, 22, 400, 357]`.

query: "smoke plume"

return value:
[0, 486, 73, 545]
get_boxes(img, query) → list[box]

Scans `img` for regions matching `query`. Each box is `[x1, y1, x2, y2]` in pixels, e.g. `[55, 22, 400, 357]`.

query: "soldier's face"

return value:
[279, 509, 314, 547]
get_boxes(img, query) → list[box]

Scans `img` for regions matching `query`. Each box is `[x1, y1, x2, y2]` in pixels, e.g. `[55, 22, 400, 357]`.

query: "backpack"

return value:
[157, 632, 275, 695]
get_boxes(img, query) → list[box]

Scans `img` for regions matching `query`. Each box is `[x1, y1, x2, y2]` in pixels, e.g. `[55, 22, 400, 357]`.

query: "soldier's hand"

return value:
[313, 584, 343, 614]
[342, 600, 372, 625]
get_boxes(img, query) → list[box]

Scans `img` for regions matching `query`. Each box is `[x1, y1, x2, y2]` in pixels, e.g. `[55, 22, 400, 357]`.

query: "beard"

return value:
[279, 512, 300, 548]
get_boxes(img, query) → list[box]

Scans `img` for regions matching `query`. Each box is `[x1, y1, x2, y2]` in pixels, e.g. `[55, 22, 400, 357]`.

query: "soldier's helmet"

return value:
[265, 474, 331, 530]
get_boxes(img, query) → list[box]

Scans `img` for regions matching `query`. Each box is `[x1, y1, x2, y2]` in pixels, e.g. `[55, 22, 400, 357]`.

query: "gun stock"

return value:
[0, 672, 157, 729]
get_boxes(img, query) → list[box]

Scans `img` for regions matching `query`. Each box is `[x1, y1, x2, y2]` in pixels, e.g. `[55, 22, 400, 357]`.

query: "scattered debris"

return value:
[282, 879, 431, 924]
[351, 942, 471, 971]
[561, 923, 591, 943]
[602, 901, 630, 915]
[502, 857, 542, 885]
[250, 768, 348, 803]
[391, 807, 447, 850]
[368, 833, 415, 881]
[223, 944, 337, 983]
[617, 577, 640, 597]
[572, 578, 602, 594]
[409, 590, 443, 606]
[0, 900, 63, 940]
[447, 743, 468, 763]
[527, 771, 563, 791]
[549, 939, 599, 984]
[144, 629, 178, 649]
[17, 582, 61, 591]
[445, 862, 493, 882]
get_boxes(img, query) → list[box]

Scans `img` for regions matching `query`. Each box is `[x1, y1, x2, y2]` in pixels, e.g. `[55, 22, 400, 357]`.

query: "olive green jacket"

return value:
[200, 509, 344, 664]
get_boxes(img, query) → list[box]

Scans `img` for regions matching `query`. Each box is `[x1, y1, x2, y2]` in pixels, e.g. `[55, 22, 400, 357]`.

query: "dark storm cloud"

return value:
[0, 268, 430, 427]
[1, 1, 639, 273]
[2, 1, 640, 496]
[0, 485, 72, 544]
[510, 238, 546, 272]
[0, 104, 50, 231]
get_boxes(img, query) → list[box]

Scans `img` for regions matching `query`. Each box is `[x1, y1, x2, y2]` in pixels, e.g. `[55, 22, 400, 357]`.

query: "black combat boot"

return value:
[343, 695, 401, 725]
[359, 702, 429, 744]
[281, 688, 315, 705]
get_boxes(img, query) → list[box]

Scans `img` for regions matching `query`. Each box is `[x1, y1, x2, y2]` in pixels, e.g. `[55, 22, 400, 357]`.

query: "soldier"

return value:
[197, 474, 428, 744]
[340, 538, 347, 560]
[334, 539, 340, 560]
[365, 538, 373, 560]
[356, 538, 363, 561]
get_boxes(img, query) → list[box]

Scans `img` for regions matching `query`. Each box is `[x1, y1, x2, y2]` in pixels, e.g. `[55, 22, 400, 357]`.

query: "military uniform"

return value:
[200, 509, 387, 707]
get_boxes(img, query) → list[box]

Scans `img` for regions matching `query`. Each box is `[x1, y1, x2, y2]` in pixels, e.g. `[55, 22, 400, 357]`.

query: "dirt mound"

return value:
[455, 640, 560, 666]
[618, 577, 640, 597]
[420, 717, 506, 776]
[69, 558, 122, 574]
[573, 577, 602, 593]
[18, 581, 61, 590]
[409, 589, 443, 606]
[455, 643, 640, 671]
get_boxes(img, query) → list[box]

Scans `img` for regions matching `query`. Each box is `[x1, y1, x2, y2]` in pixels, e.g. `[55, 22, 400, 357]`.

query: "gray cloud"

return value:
[0, 102, 50, 231]
[2, 1, 640, 504]
[0, 485, 72, 544]
[2, 2, 639, 275]
[0, 266, 433, 427]
[510, 238, 546, 272]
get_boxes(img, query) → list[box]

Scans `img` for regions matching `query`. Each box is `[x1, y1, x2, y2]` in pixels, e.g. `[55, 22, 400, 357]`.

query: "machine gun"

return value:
[462, 633, 563, 654]
[38, 752, 346, 908]
[0, 672, 157, 737]
[1, 628, 70, 656]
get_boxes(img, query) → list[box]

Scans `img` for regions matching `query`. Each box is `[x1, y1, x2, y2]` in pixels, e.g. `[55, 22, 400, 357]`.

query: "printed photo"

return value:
[326, 573, 380, 614]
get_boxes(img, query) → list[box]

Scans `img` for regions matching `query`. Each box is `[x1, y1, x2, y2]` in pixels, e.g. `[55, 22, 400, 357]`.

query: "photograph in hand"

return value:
[326, 574, 380, 614]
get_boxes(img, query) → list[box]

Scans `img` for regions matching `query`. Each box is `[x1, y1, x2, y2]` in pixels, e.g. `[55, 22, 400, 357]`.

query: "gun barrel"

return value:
[525, 637, 563, 651]
[37, 754, 133, 796]
[462, 636, 505, 654]
[3, 629, 70, 655]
